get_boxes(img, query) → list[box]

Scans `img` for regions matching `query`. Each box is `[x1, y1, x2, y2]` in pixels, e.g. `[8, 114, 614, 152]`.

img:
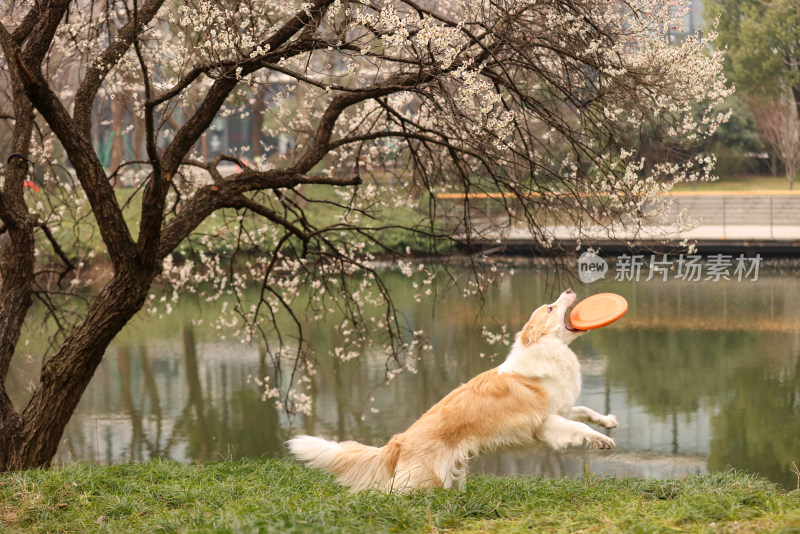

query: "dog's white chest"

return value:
[541, 360, 582, 415]
[498, 339, 582, 415]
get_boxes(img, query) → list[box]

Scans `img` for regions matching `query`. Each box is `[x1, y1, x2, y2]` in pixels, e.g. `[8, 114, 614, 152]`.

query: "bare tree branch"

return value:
[72, 0, 166, 135]
[11, 50, 138, 268]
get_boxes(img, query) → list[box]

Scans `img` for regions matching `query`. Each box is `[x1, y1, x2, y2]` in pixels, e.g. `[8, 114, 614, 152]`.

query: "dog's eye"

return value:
[547, 306, 553, 313]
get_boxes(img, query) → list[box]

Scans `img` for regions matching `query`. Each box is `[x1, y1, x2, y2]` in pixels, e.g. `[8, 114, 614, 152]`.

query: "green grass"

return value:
[672, 174, 797, 192]
[1, 459, 798, 533]
[44, 184, 448, 263]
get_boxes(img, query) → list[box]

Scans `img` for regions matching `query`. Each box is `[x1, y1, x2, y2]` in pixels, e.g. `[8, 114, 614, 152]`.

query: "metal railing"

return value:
[664, 192, 800, 239]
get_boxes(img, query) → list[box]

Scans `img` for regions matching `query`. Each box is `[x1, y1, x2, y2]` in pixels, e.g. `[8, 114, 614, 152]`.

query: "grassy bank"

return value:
[672, 174, 795, 192]
[1, 459, 799, 533]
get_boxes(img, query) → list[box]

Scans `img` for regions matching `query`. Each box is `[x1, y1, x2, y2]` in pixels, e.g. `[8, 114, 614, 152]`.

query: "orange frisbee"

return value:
[569, 293, 628, 330]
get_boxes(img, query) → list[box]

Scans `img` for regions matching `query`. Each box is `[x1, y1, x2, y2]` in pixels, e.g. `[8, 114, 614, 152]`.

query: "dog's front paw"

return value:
[589, 434, 615, 450]
[601, 414, 618, 429]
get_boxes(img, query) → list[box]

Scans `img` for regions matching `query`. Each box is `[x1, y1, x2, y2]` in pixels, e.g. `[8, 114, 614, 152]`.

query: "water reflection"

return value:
[7, 267, 799, 488]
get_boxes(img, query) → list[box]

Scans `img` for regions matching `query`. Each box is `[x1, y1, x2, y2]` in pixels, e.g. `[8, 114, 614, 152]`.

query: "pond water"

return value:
[7, 264, 800, 489]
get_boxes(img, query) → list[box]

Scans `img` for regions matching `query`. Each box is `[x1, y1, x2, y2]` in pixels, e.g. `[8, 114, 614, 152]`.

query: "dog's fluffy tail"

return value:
[287, 435, 400, 492]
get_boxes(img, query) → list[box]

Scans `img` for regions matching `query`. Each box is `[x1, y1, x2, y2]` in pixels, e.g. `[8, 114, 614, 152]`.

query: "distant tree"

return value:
[748, 93, 800, 189]
[636, 95, 764, 180]
[706, 95, 767, 178]
[0, 0, 730, 471]
[706, 0, 800, 117]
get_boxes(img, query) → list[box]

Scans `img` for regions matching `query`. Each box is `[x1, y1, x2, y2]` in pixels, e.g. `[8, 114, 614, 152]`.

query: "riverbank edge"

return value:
[1, 458, 798, 533]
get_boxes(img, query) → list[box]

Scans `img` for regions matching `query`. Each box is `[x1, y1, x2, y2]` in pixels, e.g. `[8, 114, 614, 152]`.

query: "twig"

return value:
[37, 222, 76, 284]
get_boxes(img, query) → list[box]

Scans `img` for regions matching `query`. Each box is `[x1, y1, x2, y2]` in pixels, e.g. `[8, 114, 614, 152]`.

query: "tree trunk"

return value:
[0, 271, 152, 471]
[0, 91, 37, 473]
[788, 85, 799, 191]
[251, 85, 267, 162]
[109, 97, 125, 181]
[0, 219, 35, 469]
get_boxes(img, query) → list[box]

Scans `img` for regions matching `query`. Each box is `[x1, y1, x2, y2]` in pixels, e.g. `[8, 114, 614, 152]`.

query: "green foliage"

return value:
[1, 460, 799, 533]
[711, 97, 763, 153]
[706, 0, 800, 97]
[706, 95, 766, 177]
[635, 95, 765, 180]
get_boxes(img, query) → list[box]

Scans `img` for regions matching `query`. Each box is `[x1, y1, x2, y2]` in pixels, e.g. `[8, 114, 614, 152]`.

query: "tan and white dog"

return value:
[288, 289, 618, 493]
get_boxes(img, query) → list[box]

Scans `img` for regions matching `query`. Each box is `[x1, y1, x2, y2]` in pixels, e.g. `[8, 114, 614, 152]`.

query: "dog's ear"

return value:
[519, 311, 545, 346]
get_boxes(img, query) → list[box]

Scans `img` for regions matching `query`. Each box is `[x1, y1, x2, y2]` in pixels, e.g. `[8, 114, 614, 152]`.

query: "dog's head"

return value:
[518, 289, 586, 346]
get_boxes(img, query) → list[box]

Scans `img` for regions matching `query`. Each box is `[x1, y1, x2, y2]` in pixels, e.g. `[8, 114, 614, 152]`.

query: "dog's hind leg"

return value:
[536, 415, 615, 450]
[567, 406, 618, 429]
[446, 459, 468, 492]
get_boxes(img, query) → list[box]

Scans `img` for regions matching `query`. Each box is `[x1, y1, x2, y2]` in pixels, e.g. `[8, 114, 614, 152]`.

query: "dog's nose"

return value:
[566, 288, 574, 294]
